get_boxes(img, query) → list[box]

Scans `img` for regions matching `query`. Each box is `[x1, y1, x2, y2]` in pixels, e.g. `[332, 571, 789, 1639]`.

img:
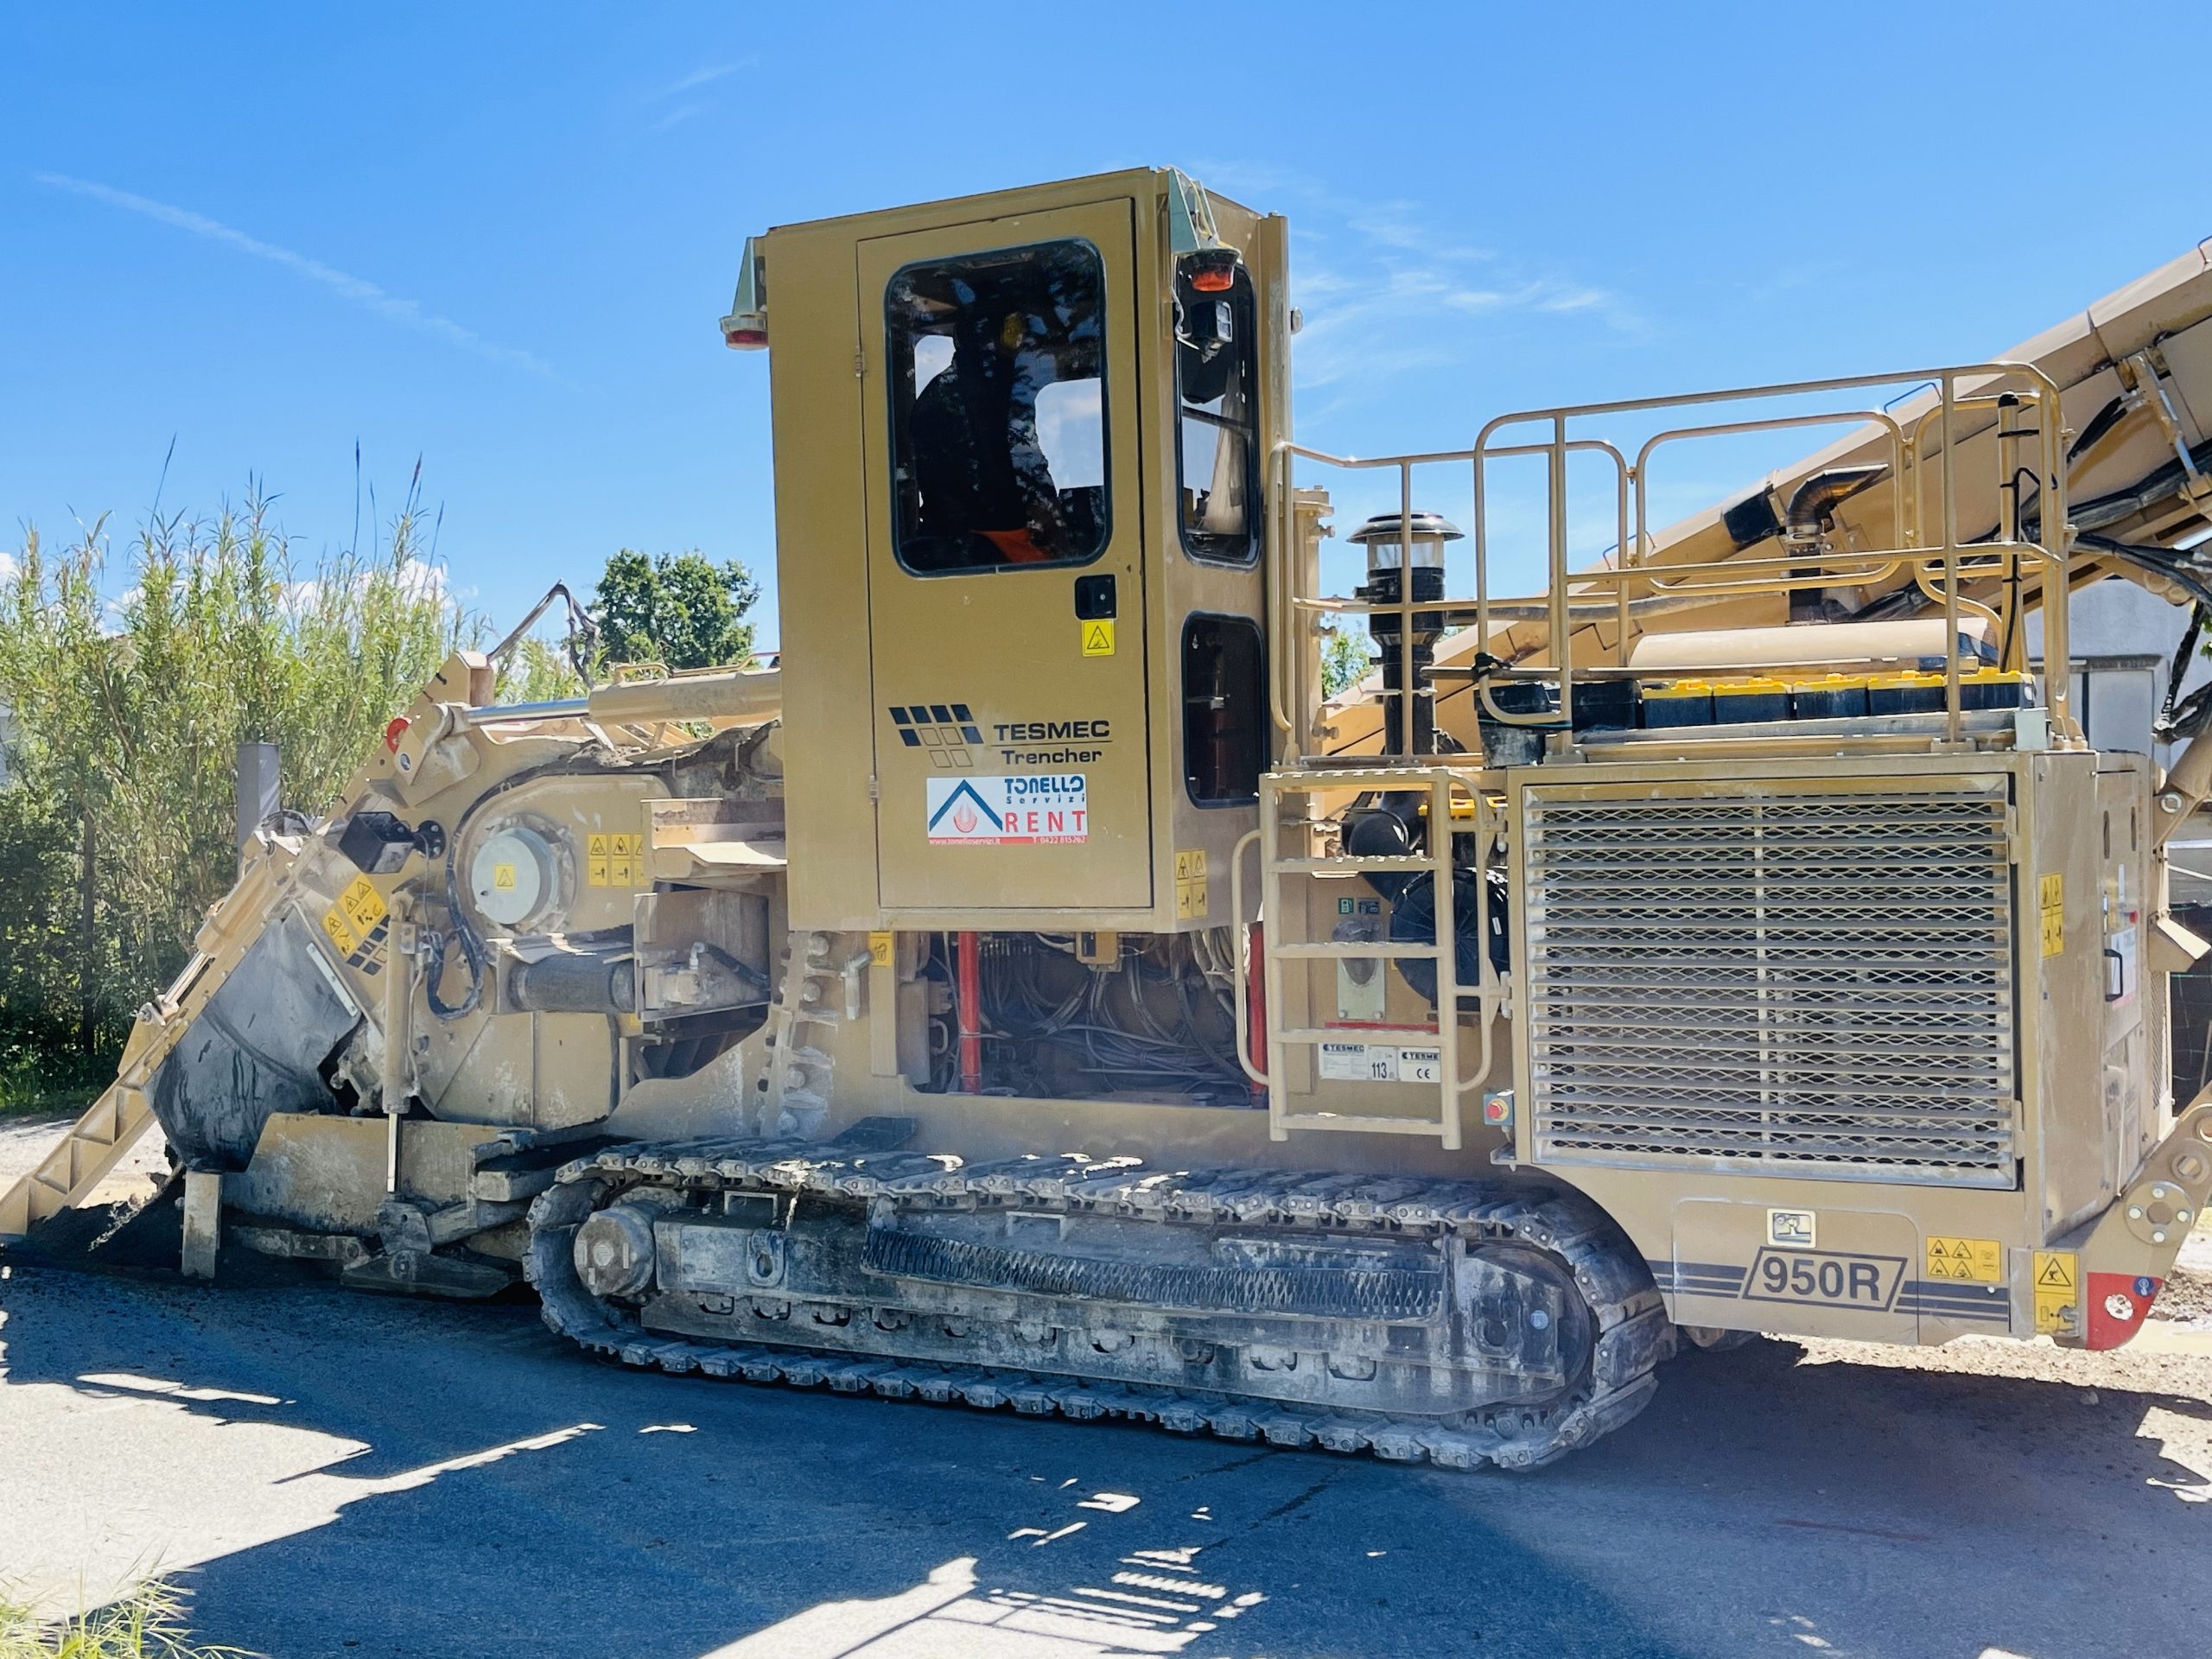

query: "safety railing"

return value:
[1231, 767, 1502, 1147]
[1263, 363, 2078, 761]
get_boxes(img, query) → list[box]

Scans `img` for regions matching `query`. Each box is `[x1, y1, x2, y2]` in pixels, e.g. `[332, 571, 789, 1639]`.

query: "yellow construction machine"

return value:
[10, 168, 2212, 1470]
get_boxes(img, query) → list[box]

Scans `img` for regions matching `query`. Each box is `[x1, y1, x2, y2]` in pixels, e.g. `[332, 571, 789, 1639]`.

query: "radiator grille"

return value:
[1522, 782, 2017, 1187]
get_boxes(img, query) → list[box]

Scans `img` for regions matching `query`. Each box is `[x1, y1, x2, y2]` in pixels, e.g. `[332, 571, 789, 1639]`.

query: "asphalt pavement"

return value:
[2, 1248, 2209, 1659]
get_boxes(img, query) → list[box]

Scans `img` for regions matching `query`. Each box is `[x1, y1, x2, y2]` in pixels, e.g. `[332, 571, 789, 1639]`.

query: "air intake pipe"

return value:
[1783, 465, 1885, 622]
[1349, 511, 1463, 757]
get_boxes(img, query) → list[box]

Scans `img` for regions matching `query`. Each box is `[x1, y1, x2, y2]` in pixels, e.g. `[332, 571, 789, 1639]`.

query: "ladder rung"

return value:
[1269, 855, 1437, 873]
[1270, 942, 1441, 959]
[1274, 1113, 1451, 1137]
[1274, 1026, 1443, 1044]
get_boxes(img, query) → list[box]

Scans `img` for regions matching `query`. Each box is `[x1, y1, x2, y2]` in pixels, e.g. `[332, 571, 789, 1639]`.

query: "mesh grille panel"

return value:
[1522, 784, 2017, 1187]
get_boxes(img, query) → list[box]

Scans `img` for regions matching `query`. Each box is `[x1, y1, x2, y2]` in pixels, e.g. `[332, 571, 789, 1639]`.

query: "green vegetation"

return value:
[0, 485, 467, 1103]
[0, 489, 761, 1109]
[590, 549, 760, 671]
[1319, 618, 1376, 698]
[0, 1579, 246, 1659]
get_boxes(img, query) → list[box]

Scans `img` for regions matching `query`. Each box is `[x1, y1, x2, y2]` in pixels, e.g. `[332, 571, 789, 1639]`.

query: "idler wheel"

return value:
[574, 1201, 658, 1300]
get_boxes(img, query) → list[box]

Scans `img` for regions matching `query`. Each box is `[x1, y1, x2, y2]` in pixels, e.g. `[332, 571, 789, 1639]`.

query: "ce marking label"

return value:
[1741, 1248, 1905, 1311]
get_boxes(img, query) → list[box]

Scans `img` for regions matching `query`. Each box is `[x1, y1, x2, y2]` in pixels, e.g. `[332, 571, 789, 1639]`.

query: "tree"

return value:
[590, 550, 760, 672]
[1319, 619, 1376, 698]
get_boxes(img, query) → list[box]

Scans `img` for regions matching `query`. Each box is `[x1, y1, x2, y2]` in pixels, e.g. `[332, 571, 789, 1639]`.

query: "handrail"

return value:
[1264, 359, 2079, 761]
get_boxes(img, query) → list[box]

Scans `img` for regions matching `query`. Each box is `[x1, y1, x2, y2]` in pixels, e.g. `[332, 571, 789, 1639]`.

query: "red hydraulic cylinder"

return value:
[957, 930, 982, 1092]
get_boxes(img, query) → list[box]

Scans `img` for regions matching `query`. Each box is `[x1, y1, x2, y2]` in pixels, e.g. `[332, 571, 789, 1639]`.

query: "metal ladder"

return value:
[1235, 766, 1499, 1150]
[0, 1080, 157, 1239]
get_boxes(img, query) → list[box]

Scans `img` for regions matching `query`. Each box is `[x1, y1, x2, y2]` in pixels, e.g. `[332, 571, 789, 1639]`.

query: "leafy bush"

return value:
[0, 487, 762, 1107]
[0, 485, 467, 1095]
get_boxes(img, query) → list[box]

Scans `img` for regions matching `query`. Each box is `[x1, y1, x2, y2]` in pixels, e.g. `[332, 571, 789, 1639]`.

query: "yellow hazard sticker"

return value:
[1174, 849, 1209, 919]
[321, 875, 389, 957]
[319, 874, 391, 979]
[1081, 620, 1116, 658]
[320, 906, 359, 955]
[587, 832, 642, 888]
[339, 876, 387, 934]
[2039, 873, 2063, 957]
[1924, 1236, 2002, 1283]
[868, 931, 894, 969]
[493, 862, 518, 891]
[2033, 1249, 2080, 1334]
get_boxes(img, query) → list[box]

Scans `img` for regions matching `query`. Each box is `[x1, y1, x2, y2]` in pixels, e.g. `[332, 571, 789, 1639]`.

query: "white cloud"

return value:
[1186, 161, 1638, 403]
[647, 60, 750, 101]
[285, 555, 447, 614]
[34, 173, 556, 379]
[0, 550, 16, 585]
[642, 58, 757, 130]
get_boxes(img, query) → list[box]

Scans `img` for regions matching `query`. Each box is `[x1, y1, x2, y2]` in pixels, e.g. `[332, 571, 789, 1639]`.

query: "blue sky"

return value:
[3, 2, 2204, 646]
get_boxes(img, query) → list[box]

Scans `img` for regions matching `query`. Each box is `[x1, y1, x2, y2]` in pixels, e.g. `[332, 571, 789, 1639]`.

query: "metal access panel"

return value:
[858, 199, 1153, 916]
[1513, 764, 2022, 1189]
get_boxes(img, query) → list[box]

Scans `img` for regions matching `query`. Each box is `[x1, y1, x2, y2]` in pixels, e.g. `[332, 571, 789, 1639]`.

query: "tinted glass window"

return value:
[1183, 614, 1266, 805]
[887, 239, 1109, 575]
[1176, 266, 1259, 564]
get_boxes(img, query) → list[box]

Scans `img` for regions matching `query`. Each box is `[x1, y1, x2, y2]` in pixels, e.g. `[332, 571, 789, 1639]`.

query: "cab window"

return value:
[887, 239, 1109, 575]
[1175, 264, 1259, 564]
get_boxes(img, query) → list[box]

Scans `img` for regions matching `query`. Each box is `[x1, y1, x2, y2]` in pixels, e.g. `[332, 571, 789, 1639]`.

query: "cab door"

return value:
[859, 199, 1152, 915]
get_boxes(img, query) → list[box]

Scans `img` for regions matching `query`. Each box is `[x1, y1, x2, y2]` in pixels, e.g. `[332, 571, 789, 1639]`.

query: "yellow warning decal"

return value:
[868, 931, 894, 969]
[321, 875, 389, 956]
[339, 876, 387, 935]
[320, 875, 391, 979]
[588, 832, 642, 888]
[1924, 1236, 2002, 1283]
[2039, 873, 2063, 957]
[320, 906, 359, 955]
[2032, 1249, 2080, 1334]
[1081, 620, 1116, 658]
[493, 862, 518, 891]
[1174, 849, 1210, 920]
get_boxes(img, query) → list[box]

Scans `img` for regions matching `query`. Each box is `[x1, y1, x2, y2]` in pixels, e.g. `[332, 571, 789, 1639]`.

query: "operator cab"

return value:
[741, 168, 1287, 935]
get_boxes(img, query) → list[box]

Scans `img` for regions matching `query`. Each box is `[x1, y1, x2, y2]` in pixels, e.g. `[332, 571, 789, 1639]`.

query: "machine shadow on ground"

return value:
[0, 1261, 2206, 1659]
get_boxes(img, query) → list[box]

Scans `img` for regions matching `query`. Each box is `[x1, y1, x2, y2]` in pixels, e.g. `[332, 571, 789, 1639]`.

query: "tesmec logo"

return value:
[926, 775, 1088, 845]
[887, 702, 982, 769]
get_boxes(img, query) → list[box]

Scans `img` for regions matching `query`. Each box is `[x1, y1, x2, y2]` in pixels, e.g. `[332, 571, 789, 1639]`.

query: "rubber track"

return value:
[524, 1135, 1671, 1471]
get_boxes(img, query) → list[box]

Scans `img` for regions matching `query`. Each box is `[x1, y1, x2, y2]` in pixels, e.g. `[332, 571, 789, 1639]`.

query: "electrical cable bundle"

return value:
[937, 933, 1247, 1103]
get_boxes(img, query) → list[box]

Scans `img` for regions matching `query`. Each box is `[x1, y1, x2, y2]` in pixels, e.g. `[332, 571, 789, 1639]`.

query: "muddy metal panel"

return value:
[147, 910, 361, 1172]
[226, 1114, 514, 1235]
[2028, 749, 2125, 1236]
